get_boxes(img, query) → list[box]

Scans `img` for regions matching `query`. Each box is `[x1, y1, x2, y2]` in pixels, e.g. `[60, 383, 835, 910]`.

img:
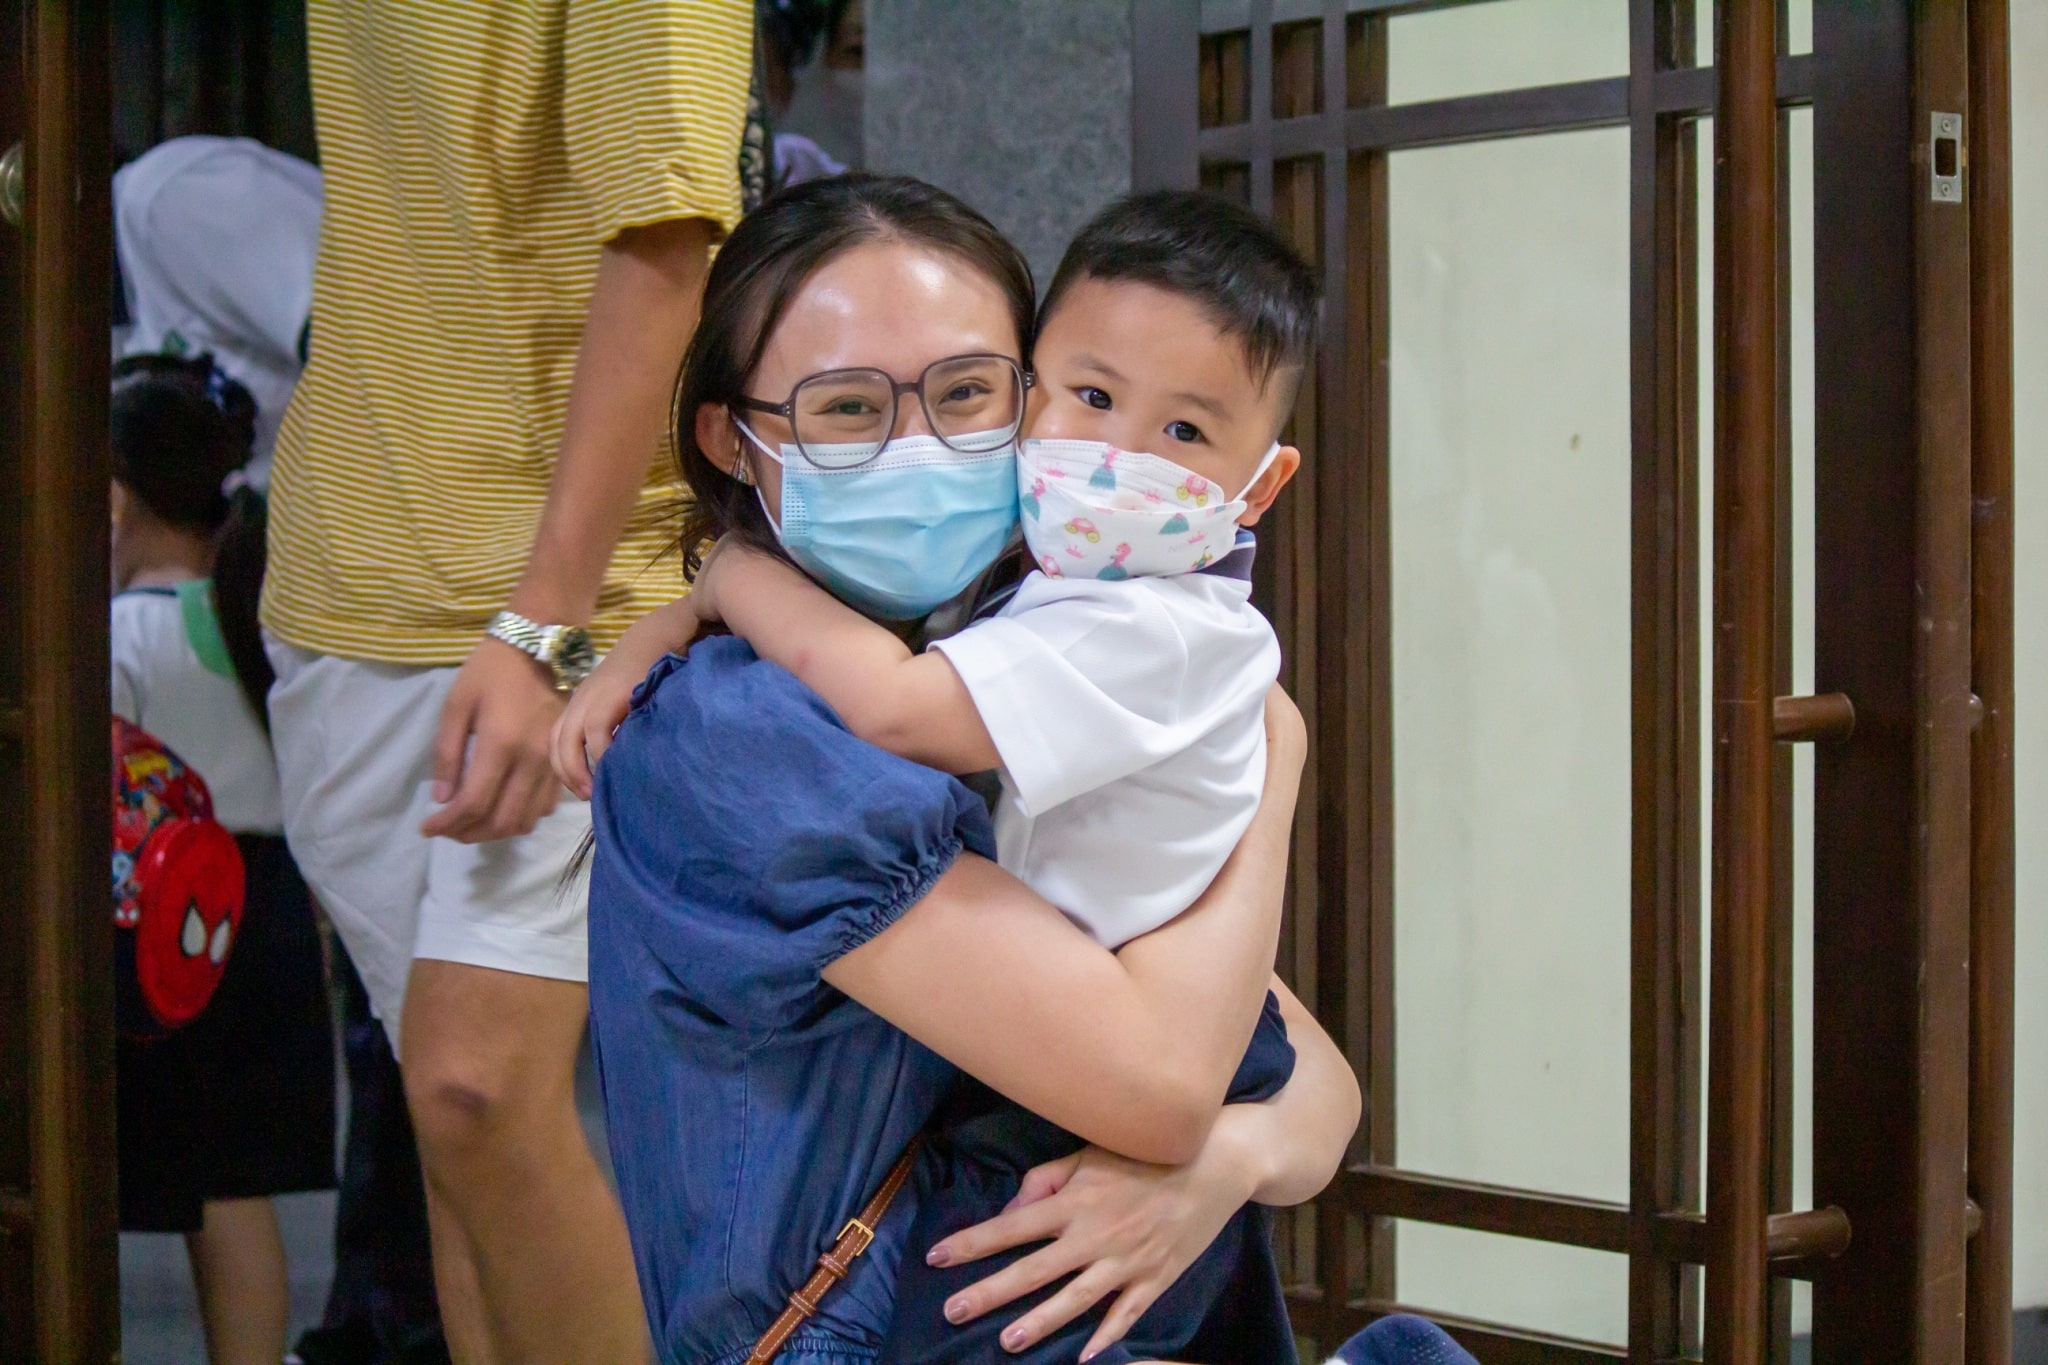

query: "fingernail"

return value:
[944, 1298, 970, 1324]
[926, 1245, 951, 1267]
[432, 781, 451, 802]
[1001, 1325, 1029, 1352]
[1080, 1350, 1099, 1363]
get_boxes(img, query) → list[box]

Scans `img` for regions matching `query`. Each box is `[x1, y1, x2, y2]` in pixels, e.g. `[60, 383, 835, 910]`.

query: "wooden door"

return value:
[1, 2, 121, 1361]
[1131, 2, 2016, 1361]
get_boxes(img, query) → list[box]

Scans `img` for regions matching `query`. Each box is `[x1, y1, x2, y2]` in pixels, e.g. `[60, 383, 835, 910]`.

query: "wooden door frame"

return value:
[1128, 2, 2016, 1361]
[9, 1, 120, 1361]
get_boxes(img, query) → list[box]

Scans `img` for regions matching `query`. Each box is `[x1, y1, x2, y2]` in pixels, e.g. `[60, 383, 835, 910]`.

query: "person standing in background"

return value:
[110, 354, 337, 1365]
[114, 134, 451, 1365]
[113, 136, 322, 474]
[770, 0, 865, 170]
[758, 0, 859, 183]
[260, 5, 756, 1360]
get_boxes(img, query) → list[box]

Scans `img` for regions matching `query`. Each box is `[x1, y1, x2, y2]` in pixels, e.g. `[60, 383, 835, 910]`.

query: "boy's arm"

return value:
[702, 547, 1000, 774]
[551, 593, 709, 798]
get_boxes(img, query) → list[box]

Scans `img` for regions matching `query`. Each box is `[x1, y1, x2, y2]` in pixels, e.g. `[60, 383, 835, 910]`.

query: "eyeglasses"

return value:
[732, 353, 1033, 470]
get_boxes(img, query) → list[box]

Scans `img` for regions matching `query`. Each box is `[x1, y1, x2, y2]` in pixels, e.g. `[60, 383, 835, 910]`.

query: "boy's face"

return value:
[1028, 278, 1300, 525]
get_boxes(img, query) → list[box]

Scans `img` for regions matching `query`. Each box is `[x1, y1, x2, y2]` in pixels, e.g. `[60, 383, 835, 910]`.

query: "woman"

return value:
[582, 175, 1359, 1364]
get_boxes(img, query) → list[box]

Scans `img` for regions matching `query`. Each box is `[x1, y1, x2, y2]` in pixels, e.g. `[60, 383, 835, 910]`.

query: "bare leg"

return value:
[401, 959, 649, 1364]
[424, 1184, 500, 1365]
[185, 1197, 288, 1365]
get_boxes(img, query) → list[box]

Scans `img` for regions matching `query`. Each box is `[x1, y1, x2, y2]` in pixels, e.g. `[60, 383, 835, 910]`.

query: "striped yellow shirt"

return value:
[262, 1, 756, 663]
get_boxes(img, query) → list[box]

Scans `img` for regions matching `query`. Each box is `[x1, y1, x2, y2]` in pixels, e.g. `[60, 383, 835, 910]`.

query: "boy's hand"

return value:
[549, 595, 710, 799]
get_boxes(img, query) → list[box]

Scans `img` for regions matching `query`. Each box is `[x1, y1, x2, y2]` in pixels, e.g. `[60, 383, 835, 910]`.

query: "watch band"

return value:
[487, 609, 546, 657]
[486, 610, 595, 691]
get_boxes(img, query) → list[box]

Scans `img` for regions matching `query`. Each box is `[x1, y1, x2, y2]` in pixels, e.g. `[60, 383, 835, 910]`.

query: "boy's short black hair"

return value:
[1039, 189, 1321, 393]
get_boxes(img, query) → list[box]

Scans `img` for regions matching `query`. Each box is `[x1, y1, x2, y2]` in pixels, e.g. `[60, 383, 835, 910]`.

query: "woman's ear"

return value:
[1235, 445, 1301, 528]
[696, 403, 743, 478]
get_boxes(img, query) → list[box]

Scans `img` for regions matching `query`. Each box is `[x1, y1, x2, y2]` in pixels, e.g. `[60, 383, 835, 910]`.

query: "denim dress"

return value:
[588, 636, 994, 1365]
[591, 584, 1298, 1363]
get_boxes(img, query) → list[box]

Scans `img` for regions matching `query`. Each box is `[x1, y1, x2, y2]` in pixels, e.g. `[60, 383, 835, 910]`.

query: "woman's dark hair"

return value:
[671, 173, 1035, 578]
[111, 352, 275, 725]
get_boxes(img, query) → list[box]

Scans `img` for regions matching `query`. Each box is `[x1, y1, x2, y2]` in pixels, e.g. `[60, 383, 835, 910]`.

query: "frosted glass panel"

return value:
[1389, 0, 1626, 105]
[1398, 1222, 1626, 1345]
[1390, 128, 1632, 1215]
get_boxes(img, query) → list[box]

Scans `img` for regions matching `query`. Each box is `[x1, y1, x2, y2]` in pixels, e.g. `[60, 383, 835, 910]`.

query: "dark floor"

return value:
[119, 1039, 612, 1363]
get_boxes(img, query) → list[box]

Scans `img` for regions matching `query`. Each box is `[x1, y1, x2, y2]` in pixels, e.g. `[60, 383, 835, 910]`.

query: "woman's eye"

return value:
[940, 382, 989, 405]
[1167, 420, 1203, 444]
[821, 397, 879, 417]
[1079, 387, 1112, 410]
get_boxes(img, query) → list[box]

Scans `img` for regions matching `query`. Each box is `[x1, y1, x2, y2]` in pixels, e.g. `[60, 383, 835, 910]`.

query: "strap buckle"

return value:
[836, 1216, 876, 1257]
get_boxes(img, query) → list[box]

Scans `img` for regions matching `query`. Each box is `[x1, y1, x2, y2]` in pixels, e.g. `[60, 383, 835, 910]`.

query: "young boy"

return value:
[559, 190, 1319, 1362]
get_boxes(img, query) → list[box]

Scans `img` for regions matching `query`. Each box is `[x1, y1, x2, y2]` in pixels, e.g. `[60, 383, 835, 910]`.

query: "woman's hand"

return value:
[926, 1116, 1273, 1361]
[924, 980, 1358, 1359]
[550, 595, 708, 798]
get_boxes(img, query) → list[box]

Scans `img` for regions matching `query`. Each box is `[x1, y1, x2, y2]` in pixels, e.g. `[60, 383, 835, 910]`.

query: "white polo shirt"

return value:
[930, 554, 1279, 948]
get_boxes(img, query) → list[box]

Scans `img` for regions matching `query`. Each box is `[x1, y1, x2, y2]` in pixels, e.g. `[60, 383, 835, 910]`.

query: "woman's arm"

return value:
[910, 979, 1362, 1358]
[822, 689, 1307, 1166]
[1241, 977, 1362, 1204]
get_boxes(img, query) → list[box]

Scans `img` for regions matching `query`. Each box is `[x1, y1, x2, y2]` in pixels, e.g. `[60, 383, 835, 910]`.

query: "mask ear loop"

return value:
[730, 414, 787, 532]
[1233, 441, 1284, 502]
[730, 414, 790, 487]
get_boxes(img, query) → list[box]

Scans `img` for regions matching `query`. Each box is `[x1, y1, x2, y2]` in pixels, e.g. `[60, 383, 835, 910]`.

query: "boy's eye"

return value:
[1166, 420, 1203, 444]
[1078, 386, 1112, 410]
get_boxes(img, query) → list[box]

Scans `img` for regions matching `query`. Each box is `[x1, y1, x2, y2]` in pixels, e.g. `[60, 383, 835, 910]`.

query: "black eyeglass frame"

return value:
[731, 352, 1036, 470]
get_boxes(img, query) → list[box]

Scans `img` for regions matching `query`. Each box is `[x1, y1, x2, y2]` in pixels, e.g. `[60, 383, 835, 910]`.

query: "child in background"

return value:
[111, 353, 335, 1365]
[558, 190, 1316, 1363]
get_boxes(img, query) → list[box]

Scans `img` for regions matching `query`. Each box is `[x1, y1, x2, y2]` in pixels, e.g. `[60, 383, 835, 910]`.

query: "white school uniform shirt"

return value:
[929, 549, 1280, 948]
[113, 136, 322, 474]
[111, 583, 283, 836]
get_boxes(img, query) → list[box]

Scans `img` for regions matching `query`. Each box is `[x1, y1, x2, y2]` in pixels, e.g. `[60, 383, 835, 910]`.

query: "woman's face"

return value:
[697, 239, 1022, 523]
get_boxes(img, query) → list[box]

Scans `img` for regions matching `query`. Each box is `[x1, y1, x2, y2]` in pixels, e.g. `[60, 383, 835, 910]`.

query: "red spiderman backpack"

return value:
[111, 716, 246, 1038]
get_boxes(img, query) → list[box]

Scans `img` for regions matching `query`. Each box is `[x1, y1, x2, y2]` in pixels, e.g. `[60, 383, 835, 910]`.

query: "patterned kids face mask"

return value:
[1017, 438, 1281, 581]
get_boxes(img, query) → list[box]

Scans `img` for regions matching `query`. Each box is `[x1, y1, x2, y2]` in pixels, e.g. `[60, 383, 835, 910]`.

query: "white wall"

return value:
[1384, 2, 2045, 1341]
[2006, 0, 2048, 1321]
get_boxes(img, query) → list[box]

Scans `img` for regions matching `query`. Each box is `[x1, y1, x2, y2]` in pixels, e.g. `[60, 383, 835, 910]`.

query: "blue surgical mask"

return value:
[737, 424, 1020, 620]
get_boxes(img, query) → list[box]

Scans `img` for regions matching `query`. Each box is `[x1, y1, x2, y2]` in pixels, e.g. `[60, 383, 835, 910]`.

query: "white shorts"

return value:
[265, 637, 591, 1049]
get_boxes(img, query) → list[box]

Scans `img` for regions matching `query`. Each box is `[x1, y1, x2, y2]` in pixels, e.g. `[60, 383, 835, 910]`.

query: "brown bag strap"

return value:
[746, 1135, 925, 1364]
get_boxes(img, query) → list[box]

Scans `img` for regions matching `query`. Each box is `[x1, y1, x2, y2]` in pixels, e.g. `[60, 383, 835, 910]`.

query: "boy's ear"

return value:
[1235, 445, 1301, 527]
[696, 402, 742, 477]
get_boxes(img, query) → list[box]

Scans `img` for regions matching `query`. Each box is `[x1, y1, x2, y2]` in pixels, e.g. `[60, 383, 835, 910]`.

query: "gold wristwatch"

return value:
[486, 610, 597, 693]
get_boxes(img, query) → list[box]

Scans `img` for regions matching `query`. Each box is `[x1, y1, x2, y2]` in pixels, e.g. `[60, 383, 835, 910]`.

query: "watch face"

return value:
[558, 628, 597, 686]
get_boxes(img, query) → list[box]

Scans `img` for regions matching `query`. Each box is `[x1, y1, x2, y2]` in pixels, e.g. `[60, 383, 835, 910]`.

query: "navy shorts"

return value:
[882, 992, 1299, 1365]
[118, 834, 337, 1232]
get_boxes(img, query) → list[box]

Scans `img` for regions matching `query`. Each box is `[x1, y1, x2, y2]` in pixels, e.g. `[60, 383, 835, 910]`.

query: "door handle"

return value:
[0, 142, 21, 227]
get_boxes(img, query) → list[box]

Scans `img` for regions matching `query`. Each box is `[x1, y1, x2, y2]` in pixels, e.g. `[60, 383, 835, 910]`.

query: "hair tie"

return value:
[202, 364, 232, 414]
[221, 469, 252, 498]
